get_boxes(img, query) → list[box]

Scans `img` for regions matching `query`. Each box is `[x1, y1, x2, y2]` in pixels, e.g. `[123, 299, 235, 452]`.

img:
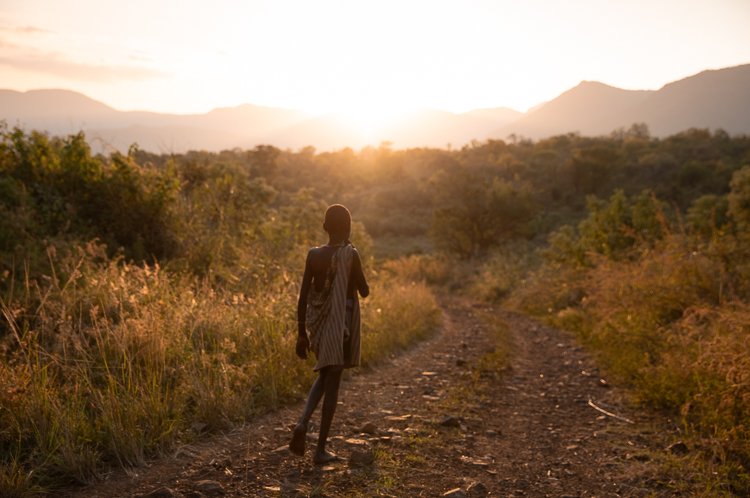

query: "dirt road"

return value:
[71, 298, 676, 497]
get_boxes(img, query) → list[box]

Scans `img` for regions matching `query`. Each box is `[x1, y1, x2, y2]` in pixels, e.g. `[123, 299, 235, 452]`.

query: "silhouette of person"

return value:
[289, 204, 369, 464]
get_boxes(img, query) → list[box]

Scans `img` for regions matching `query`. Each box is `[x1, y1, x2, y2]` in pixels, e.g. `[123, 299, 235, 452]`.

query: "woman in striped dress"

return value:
[289, 204, 369, 464]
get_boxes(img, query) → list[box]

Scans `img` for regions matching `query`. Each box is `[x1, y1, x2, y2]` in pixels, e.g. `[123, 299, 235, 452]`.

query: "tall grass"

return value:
[361, 280, 442, 364]
[0, 244, 441, 494]
[469, 242, 540, 302]
[509, 233, 750, 493]
[380, 253, 456, 287]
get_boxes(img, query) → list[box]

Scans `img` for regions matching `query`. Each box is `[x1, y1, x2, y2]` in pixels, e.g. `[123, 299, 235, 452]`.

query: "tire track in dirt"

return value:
[68, 298, 671, 497]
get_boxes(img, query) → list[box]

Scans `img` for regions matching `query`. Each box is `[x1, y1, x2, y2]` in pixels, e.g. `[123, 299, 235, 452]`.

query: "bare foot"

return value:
[288, 424, 306, 456]
[313, 450, 340, 465]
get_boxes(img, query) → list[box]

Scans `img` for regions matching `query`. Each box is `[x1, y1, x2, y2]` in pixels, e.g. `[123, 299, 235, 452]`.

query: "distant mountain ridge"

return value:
[500, 64, 750, 139]
[499, 81, 653, 138]
[0, 89, 310, 151]
[1, 63, 749, 152]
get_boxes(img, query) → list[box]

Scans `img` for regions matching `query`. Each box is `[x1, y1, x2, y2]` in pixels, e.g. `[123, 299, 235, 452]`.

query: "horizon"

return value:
[1, 0, 749, 127]
[3, 59, 750, 153]
[4, 61, 749, 120]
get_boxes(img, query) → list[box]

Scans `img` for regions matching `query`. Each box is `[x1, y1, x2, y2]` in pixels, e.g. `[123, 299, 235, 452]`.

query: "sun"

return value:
[297, 87, 422, 143]
[339, 105, 404, 133]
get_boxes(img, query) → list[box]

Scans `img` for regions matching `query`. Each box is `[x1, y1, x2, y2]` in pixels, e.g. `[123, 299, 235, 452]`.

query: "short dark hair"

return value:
[323, 204, 351, 236]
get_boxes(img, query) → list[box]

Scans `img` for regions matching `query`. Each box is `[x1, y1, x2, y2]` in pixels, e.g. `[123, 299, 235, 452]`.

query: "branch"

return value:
[587, 398, 634, 424]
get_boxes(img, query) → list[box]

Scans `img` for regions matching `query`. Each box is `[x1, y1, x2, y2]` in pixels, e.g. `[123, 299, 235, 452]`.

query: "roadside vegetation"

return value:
[507, 179, 750, 494]
[2, 122, 750, 494]
[0, 127, 440, 494]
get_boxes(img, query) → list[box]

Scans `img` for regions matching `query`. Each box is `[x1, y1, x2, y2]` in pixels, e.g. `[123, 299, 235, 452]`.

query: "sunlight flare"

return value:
[332, 101, 415, 138]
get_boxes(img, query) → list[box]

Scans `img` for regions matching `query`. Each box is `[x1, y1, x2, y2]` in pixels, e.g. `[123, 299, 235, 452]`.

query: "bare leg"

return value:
[289, 370, 327, 456]
[314, 366, 343, 464]
[299, 371, 326, 426]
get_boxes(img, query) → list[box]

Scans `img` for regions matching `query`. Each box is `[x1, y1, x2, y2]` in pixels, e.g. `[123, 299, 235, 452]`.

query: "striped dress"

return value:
[306, 243, 361, 371]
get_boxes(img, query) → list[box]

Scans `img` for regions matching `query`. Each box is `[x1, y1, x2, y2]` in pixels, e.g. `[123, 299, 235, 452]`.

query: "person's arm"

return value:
[296, 250, 314, 358]
[351, 248, 369, 298]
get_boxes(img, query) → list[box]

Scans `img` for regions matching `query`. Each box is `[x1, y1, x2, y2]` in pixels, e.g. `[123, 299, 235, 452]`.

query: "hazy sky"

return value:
[1, 0, 749, 116]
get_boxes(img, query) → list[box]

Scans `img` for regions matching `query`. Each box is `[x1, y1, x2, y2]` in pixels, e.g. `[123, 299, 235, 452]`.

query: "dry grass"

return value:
[469, 242, 540, 302]
[361, 280, 442, 365]
[380, 253, 456, 287]
[508, 234, 750, 493]
[0, 245, 441, 494]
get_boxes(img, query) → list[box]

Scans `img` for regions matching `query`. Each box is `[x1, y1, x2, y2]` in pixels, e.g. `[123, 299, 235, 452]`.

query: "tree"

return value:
[247, 145, 280, 178]
[728, 165, 750, 230]
[576, 189, 666, 260]
[563, 145, 620, 196]
[687, 194, 729, 238]
[430, 169, 535, 257]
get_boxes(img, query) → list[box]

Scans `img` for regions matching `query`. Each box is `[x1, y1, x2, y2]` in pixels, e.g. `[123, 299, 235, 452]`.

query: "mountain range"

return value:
[1, 63, 748, 152]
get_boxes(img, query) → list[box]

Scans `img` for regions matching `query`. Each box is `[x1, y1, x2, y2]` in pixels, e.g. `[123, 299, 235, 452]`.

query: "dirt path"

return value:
[70, 298, 674, 497]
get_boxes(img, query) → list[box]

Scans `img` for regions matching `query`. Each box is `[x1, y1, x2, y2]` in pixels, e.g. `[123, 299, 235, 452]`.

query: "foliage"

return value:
[563, 144, 620, 195]
[728, 165, 750, 230]
[3, 122, 750, 493]
[469, 241, 539, 302]
[687, 194, 730, 239]
[0, 128, 178, 265]
[380, 254, 456, 287]
[508, 174, 750, 492]
[7, 125, 750, 267]
[0, 242, 440, 493]
[545, 189, 668, 265]
[0, 127, 442, 493]
[431, 170, 536, 257]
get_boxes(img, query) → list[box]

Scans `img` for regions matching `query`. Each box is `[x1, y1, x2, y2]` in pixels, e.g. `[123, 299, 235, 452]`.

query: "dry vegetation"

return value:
[507, 179, 750, 494]
[0, 128, 442, 495]
[0, 240, 441, 495]
[3, 123, 750, 494]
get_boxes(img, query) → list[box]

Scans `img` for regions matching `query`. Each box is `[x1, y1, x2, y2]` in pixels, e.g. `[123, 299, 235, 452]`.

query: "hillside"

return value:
[1, 63, 749, 151]
[626, 64, 750, 135]
[502, 63, 750, 139]
[0, 89, 310, 152]
[499, 82, 653, 138]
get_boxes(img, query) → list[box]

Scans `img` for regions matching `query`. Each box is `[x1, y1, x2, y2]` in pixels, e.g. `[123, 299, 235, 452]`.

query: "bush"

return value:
[687, 194, 730, 239]
[380, 254, 455, 287]
[470, 242, 539, 302]
[728, 165, 750, 230]
[430, 170, 536, 257]
[510, 232, 750, 492]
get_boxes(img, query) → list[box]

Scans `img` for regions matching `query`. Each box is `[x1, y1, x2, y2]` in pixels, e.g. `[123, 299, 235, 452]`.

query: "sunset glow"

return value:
[334, 103, 416, 140]
[0, 0, 749, 115]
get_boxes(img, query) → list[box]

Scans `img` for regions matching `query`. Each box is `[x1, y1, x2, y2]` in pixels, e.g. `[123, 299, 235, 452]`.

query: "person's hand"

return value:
[295, 335, 310, 359]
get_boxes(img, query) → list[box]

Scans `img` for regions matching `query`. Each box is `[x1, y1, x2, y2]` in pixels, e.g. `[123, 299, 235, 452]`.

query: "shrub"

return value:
[470, 242, 539, 302]
[728, 165, 750, 230]
[380, 254, 455, 287]
[510, 232, 750, 492]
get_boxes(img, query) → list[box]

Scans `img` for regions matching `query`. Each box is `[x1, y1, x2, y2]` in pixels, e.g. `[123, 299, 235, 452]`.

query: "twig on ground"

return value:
[587, 398, 634, 424]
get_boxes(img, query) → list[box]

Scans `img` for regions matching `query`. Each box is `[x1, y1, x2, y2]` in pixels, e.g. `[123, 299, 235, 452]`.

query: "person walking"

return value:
[289, 204, 369, 464]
